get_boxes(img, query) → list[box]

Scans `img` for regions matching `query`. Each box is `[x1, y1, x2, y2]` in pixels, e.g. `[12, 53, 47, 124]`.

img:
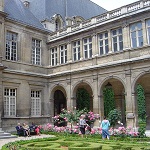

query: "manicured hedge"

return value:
[2, 135, 150, 150]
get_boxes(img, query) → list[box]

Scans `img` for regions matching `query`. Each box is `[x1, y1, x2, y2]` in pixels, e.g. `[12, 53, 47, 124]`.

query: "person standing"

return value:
[79, 115, 87, 138]
[100, 116, 110, 140]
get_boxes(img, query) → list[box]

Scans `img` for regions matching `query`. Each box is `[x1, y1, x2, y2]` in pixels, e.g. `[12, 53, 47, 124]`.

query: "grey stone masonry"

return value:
[0, 128, 17, 139]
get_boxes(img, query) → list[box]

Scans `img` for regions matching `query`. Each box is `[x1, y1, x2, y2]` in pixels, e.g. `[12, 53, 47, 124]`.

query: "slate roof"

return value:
[3, 0, 107, 31]
[24, 0, 107, 21]
[4, 0, 46, 31]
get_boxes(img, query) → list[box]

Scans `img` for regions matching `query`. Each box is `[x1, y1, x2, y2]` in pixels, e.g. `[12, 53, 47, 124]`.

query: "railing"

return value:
[48, 0, 150, 41]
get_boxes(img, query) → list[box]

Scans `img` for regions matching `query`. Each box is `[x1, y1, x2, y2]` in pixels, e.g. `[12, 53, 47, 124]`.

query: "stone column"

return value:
[122, 23, 130, 49]
[92, 34, 98, 57]
[67, 41, 72, 63]
[57, 45, 60, 65]
[108, 30, 112, 53]
[92, 73, 100, 126]
[80, 38, 83, 60]
[99, 94, 104, 118]
[49, 98, 54, 121]
[125, 69, 136, 128]
[66, 78, 74, 111]
[142, 19, 147, 46]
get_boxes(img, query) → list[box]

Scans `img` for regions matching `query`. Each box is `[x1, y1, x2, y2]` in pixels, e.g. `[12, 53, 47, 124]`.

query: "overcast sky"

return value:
[91, 0, 138, 11]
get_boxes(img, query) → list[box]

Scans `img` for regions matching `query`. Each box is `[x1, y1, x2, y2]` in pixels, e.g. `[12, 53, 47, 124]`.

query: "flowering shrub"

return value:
[41, 123, 139, 138]
[85, 111, 100, 125]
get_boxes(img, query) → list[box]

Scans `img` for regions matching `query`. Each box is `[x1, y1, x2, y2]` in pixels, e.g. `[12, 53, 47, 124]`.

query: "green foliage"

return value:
[136, 84, 146, 137]
[136, 84, 146, 122]
[103, 88, 115, 117]
[76, 88, 90, 111]
[108, 109, 122, 128]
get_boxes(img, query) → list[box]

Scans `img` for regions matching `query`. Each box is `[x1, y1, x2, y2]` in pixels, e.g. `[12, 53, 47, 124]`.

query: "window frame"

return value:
[31, 90, 41, 117]
[60, 44, 67, 64]
[72, 40, 80, 61]
[5, 31, 18, 61]
[4, 88, 16, 117]
[83, 37, 92, 59]
[51, 47, 57, 66]
[130, 22, 143, 48]
[111, 28, 123, 52]
[31, 38, 41, 65]
[98, 32, 109, 55]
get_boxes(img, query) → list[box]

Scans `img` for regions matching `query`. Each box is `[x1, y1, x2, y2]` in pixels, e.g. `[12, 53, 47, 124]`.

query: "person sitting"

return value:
[15, 123, 23, 136]
[22, 123, 31, 137]
[35, 126, 40, 136]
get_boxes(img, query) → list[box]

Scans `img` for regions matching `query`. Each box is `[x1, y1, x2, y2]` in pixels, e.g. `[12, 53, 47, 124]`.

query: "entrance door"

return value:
[54, 90, 66, 115]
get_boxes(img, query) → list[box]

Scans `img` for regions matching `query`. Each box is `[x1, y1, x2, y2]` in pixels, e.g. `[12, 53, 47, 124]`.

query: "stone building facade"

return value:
[0, 0, 150, 131]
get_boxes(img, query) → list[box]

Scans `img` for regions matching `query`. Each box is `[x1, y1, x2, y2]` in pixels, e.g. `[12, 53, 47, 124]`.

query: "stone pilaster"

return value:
[92, 34, 98, 57]
[49, 98, 54, 119]
[142, 19, 147, 46]
[125, 69, 136, 128]
[80, 38, 83, 60]
[122, 23, 130, 49]
[108, 30, 112, 53]
[57, 45, 60, 65]
[67, 41, 72, 63]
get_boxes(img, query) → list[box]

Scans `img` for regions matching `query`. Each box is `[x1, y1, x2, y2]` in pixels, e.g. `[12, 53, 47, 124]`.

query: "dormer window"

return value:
[55, 19, 60, 31]
[52, 14, 63, 31]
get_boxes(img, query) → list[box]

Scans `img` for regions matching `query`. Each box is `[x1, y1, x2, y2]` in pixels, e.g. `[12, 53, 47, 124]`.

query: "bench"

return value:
[15, 126, 37, 136]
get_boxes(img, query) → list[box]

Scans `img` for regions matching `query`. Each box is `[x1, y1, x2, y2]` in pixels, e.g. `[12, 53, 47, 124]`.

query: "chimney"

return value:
[0, 0, 4, 12]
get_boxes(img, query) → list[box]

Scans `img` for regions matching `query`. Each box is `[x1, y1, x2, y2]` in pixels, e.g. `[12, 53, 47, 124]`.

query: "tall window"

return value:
[146, 19, 150, 44]
[112, 28, 123, 52]
[99, 32, 109, 55]
[55, 19, 61, 31]
[73, 40, 80, 61]
[130, 22, 143, 48]
[4, 88, 16, 116]
[31, 90, 41, 116]
[83, 37, 92, 59]
[60, 45, 67, 64]
[32, 39, 41, 65]
[6, 31, 17, 61]
[51, 47, 57, 66]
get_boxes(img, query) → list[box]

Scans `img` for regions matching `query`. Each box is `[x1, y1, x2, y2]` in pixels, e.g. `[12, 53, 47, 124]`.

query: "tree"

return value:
[103, 87, 115, 117]
[76, 88, 90, 111]
[59, 107, 86, 132]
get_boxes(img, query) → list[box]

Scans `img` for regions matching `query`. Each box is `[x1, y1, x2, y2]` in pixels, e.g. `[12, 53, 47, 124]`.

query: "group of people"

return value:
[79, 115, 110, 139]
[16, 122, 40, 137]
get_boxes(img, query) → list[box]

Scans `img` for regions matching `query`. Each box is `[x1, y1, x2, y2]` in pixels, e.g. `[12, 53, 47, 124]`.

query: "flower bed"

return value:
[41, 123, 140, 138]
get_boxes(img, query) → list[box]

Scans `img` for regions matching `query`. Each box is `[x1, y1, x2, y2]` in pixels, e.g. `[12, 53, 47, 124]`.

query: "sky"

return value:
[91, 0, 138, 11]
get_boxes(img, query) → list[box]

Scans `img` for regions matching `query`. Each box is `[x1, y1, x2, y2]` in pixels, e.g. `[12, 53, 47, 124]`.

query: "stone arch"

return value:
[72, 80, 94, 111]
[132, 71, 150, 129]
[50, 84, 67, 116]
[99, 76, 126, 125]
